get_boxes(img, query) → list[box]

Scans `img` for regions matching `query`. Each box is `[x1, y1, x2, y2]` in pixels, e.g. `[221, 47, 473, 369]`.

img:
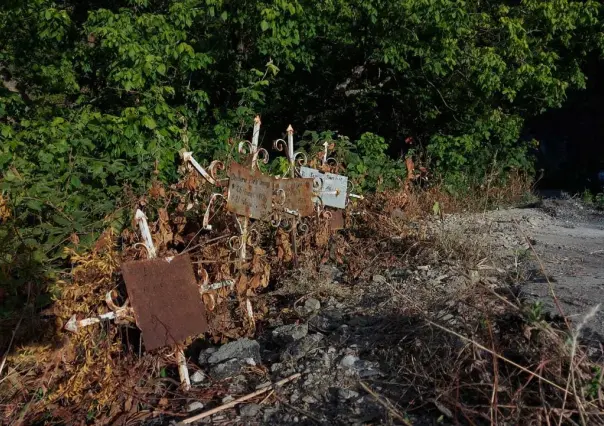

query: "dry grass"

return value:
[355, 200, 604, 426]
[1, 169, 601, 425]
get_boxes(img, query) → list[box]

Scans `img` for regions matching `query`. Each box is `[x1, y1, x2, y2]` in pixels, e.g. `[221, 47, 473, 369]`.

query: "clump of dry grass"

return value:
[355, 200, 604, 426]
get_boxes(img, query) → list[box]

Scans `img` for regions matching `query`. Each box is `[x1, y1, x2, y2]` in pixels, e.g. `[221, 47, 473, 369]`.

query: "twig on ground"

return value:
[359, 381, 412, 425]
[259, 390, 274, 405]
[178, 373, 301, 424]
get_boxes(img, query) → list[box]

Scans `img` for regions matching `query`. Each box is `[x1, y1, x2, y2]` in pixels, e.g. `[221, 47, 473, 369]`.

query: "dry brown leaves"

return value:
[276, 228, 293, 263]
[0, 193, 11, 222]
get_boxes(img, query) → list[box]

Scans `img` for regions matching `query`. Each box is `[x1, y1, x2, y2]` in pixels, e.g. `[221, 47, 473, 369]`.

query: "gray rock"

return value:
[281, 334, 324, 361]
[222, 395, 235, 404]
[240, 403, 261, 417]
[186, 401, 204, 412]
[272, 323, 308, 346]
[210, 358, 245, 380]
[190, 370, 206, 384]
[228, 375, 248, 394]
[339, 354, 359, 368]
[198, 347, 218, 365]
[304, 298, 321, 313]
[355, 360, 382, 378]
[264, 408, 279, 423]
[372, 274, 387, 283]
[207, 338, 261, 365]
[338, 388, 359, 400]
[302, 395, 317, 404]
[270, 363, 282, 373]
[318, 265, 342, 280]
[308, 311, 343, 331]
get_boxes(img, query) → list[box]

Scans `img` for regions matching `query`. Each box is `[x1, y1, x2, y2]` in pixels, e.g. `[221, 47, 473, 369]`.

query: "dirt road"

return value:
[517, 198, 604, 336]
[447, 196, 604, 336]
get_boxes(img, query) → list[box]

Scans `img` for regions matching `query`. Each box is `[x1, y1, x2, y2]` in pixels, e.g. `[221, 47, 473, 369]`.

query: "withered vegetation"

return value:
[1, 170, 603, 426]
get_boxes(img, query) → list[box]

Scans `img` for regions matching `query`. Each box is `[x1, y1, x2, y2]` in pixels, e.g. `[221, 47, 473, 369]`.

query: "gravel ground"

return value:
[158, 196, 604, 426]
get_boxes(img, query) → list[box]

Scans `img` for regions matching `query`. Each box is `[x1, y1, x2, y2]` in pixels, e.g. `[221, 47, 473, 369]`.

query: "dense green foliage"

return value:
[1, 0, 603, 264]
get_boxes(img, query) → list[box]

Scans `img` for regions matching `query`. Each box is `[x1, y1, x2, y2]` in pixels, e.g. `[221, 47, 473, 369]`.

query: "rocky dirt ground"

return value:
[147, 196, 604, 426]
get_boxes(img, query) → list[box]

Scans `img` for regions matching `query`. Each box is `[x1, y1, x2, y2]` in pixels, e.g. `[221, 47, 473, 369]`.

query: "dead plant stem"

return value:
[425, 319, 572, 395]
[359, 381, 412, 425]
[179, 373, 301, 424]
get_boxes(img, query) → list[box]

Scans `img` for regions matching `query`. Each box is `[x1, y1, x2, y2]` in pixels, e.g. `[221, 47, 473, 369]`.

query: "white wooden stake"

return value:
[135, 209, 157, 259]
[251, 116, 261, 152]
[287, 125, 295, 170]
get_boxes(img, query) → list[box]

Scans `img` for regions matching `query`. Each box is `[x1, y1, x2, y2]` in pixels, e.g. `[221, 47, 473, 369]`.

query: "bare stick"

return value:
[179, 373, 301, 424]
[359, 381, 412, 425]
[425, 319, 572, 395]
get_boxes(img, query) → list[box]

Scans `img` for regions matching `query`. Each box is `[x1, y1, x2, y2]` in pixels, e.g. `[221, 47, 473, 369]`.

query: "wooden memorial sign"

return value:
[300, 167, 348, 209]
[275, 178, 315, 217]
[226, 162, 273, 220]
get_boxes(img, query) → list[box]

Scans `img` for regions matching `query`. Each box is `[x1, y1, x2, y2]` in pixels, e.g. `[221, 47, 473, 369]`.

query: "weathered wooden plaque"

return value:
[300, 167, 348, 209]
[275, 178, 314, 217]
[226, 162, 273, 220]
[122, 254, 208, 351]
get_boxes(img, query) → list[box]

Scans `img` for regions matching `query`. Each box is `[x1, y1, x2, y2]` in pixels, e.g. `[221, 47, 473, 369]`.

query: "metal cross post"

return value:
[134, 209, 192, 391]
[287, 125, 299, 267]
[64, 291, 134, 333]
[238, 115, 262, 265]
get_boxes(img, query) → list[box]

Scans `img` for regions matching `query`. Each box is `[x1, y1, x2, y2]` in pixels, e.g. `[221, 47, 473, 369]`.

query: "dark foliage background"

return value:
[1, 0, 603, 292]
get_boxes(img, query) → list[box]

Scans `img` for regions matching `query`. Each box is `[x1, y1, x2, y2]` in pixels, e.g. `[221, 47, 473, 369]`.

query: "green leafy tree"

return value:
[0, 0, 602, 264]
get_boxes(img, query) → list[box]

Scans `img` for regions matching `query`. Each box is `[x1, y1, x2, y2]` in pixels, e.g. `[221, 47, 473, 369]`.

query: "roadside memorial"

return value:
[121, 209, 208, 390]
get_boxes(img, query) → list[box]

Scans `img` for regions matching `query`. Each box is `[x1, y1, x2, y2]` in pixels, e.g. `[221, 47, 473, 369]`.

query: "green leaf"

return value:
[142, 116, 157, 130]
[70, 176, 82, 188]
[26, 200, 43, 212]
[157, 64, 166, 76]
[261, 21, 269, 32]
[52, 214, 72, 228]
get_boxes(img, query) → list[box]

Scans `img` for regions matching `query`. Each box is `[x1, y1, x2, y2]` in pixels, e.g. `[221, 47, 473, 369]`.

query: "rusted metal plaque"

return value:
[329, 210, 345, 230]
[226, 162, 273, 220]
[275, 178, 314, 217]
[122, 254, 208, 351]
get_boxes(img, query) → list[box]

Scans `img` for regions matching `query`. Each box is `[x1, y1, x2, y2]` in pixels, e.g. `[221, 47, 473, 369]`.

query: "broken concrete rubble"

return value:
[210, 359, 246, 381]
[272, 323, 308, 346]
[203, 338, 261, 365]
[281, 333, 324, 362]
[239, 403, 261, 417]
[190, 370, 205, 384]
[304, 298, 321, 313]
